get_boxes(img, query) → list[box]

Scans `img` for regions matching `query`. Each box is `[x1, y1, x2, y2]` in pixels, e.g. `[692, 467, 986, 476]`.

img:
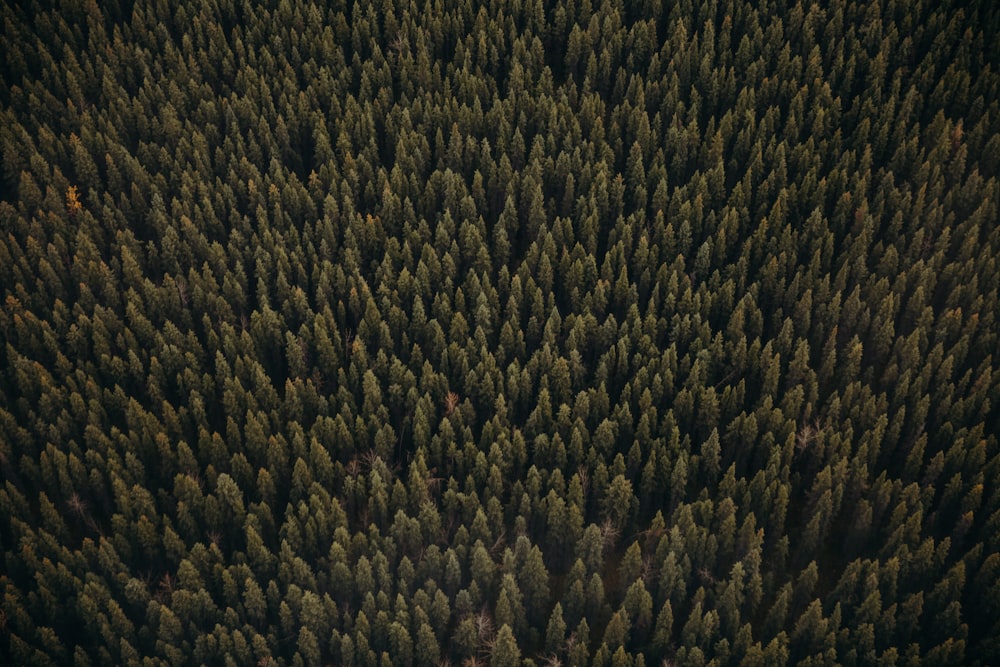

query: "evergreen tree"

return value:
[490, 624, 521, 667]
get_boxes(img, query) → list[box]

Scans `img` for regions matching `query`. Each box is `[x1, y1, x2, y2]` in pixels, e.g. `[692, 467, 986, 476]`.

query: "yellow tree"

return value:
[66, 185, 82, 216]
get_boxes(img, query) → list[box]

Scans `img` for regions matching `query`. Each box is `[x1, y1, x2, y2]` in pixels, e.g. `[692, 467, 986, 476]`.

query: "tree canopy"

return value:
[1, 0, 999, 665]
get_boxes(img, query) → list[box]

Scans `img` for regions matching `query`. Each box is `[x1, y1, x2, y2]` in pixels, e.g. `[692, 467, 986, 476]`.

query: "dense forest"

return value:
[1, 0, 999, 665]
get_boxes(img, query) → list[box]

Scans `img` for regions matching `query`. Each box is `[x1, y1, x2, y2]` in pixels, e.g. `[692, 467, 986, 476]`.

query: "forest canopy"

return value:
[1, 0, 999, 665]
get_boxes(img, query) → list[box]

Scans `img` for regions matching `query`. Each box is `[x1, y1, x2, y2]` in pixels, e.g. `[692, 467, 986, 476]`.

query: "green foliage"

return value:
[1, 0, 999, 665]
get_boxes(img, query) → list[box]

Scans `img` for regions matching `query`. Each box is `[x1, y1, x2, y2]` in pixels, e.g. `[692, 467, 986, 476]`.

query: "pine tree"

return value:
[490, 624, 521, 667]
[545, 602, 567, 654]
